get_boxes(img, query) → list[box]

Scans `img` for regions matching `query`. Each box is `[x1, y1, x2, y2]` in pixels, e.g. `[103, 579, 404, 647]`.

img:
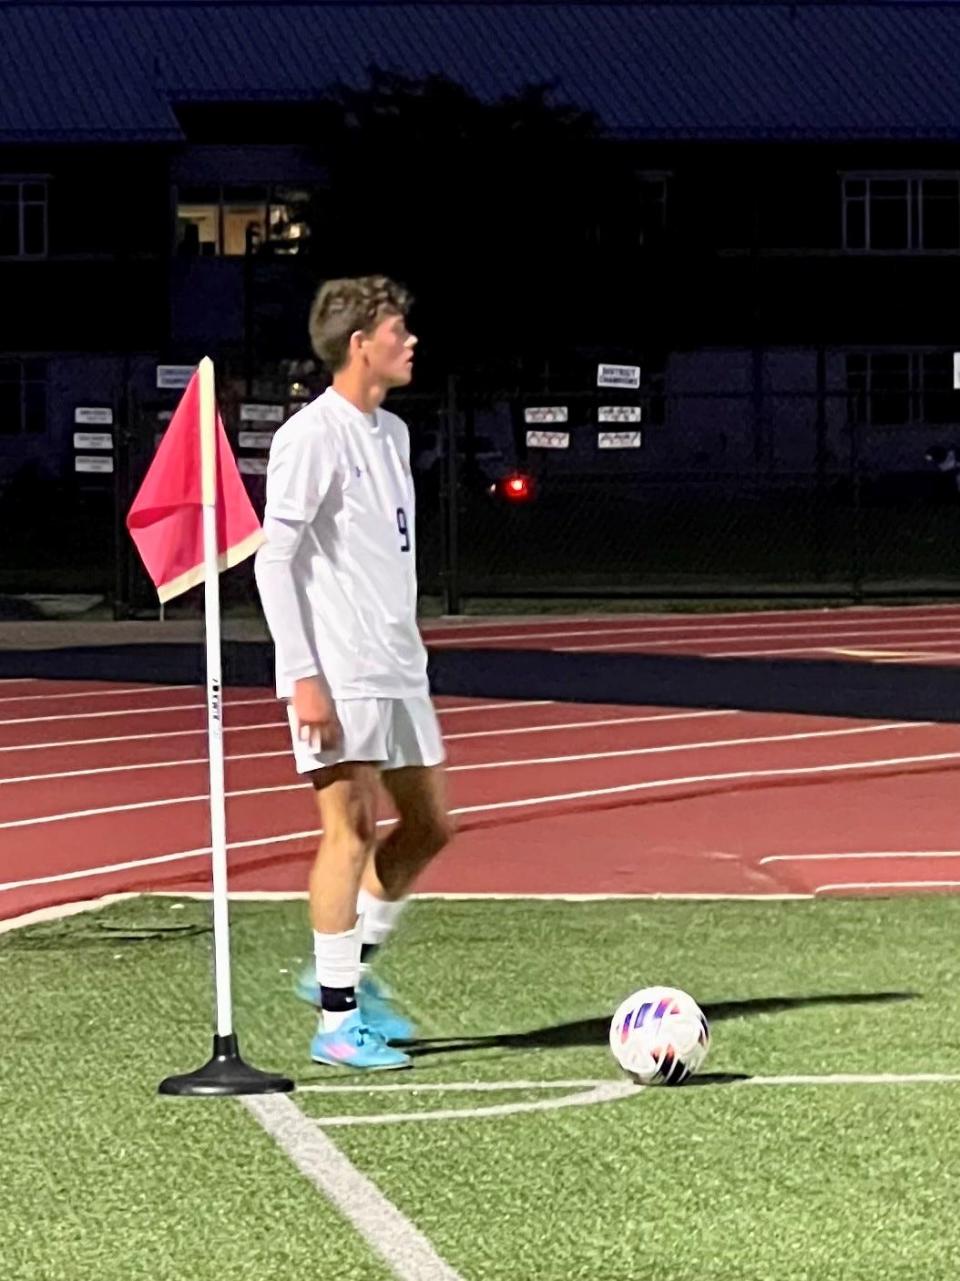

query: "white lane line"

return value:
[761, 850, 960, 865]
[437, 700, 554, 714]
[0, 826, 328, 892]
[447, 708, 738, 740]
[426, 612, 960, 648]
[815, 879, 960, 894]
[0, 720, 287, 755]
[0, 721, 932, 824]
[0, 683, 196, 705]
[705, 644, 960, 660]
[6, 746, 960, 891]
[0, 697, 553, 744]
[241, 1093, 465, 1281]
[0, 749, 292, 785]
[557, 624, 960, 654]
[446, 722, 932, 774]
[0, 696, 274, 727]
[0, 710, 737, 784]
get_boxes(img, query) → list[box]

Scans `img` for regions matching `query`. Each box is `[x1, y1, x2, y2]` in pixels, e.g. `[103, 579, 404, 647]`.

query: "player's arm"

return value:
[254, 428, 342, 749]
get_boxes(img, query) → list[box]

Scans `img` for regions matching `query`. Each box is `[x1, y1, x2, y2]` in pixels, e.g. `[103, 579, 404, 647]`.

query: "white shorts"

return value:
[286, 694, 446, 775]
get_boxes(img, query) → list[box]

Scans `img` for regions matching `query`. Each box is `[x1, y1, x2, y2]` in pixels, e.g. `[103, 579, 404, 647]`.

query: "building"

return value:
[3, 0, 960, 496]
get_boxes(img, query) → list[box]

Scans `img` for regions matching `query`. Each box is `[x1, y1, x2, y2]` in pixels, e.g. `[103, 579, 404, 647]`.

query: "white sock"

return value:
[314, 921, 362, 1032]
[357, 888, 407, 972]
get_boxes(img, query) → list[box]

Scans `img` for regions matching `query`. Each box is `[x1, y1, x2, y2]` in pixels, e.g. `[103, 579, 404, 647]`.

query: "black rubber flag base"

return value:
[158, 1034, 295, 1097]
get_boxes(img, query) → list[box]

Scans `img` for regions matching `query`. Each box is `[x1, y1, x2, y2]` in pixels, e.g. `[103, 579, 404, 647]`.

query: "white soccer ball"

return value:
[609, 986, 710, 1086]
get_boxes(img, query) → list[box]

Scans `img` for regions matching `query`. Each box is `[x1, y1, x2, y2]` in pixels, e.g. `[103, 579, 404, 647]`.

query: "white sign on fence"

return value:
[75, 455, 115, 474]
[238, 431, 276, 450]
[240, 403, 286, 423]
[598, 405, 642, 424]
[524, 406, 569, 424]
[597, 363, 641, 389]
[74, 407, 114, 426]
[156, 364, 196, 389]
[526, 430, 570, 450]
[598, 431, 643, 449]
[954, 352, 960, 390]
[72, 432, 113, 450]
[238, 457, 269, 475]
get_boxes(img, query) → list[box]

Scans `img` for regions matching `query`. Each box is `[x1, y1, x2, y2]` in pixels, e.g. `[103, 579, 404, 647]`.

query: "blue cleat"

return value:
[310, 1009, 411, 1071]
[294, 966, 417, 1043]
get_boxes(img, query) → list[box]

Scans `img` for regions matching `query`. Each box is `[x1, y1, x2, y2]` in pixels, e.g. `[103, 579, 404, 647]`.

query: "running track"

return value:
[3, 604, 960, 925]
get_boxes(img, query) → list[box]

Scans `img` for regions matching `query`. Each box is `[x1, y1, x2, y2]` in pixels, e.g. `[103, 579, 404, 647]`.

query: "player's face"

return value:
[361, 312, 418, 387]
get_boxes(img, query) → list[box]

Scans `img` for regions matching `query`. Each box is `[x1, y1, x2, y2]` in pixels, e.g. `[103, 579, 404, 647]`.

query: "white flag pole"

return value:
[158, 357, 291, 1097]
[197, 355, 235, 1040]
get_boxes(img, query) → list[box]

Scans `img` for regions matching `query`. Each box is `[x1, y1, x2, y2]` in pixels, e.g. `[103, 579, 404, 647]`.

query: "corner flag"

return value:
[127, 364, 263, 601]
[127, 357, 291, 1098]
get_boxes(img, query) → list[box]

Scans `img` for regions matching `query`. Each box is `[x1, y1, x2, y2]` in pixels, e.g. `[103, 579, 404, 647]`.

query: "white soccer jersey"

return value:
[254, 387, 428, 700]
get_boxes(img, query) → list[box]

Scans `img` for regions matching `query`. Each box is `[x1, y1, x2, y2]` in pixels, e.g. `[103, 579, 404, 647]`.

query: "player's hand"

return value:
[292, 676, 342, 753]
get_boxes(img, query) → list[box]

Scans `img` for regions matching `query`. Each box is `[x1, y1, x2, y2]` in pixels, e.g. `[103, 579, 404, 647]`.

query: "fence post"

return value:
[850, 408, 864, 602]
[441, 374, 462, 615]
[112, 381, 132, 620]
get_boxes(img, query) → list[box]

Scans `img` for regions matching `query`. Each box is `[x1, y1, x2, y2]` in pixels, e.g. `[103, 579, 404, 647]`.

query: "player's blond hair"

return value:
[308, 275, 413, 372]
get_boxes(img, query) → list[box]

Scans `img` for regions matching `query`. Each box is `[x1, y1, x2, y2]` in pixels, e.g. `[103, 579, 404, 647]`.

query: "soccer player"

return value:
[254, 276, 454, 1070]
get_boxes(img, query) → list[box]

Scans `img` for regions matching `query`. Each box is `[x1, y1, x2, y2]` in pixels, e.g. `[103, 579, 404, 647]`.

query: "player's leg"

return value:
[362, 763, 453, 898]
[307, 763, 410, 1069]
[357, 694, 453, 969]
[349, 764, 454, 1042]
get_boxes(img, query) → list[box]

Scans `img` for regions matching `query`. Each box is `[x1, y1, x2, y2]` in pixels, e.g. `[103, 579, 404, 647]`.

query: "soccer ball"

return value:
[609, 986, 710, 1086]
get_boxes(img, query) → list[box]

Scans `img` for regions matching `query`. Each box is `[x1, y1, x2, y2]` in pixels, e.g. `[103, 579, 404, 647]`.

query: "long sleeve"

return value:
[254, 515, 323, 686]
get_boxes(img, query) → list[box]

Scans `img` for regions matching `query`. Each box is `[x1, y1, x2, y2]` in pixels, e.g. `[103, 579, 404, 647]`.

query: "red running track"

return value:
[422, 602, 960, 664]
[1, 626, 960, 925]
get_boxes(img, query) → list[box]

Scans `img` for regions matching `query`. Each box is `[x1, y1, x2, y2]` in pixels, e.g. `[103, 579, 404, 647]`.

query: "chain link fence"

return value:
[5, 352, 960, 618]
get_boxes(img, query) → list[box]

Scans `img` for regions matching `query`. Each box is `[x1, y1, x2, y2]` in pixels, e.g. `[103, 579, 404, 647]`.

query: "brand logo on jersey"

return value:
[354, 465, 363, 479]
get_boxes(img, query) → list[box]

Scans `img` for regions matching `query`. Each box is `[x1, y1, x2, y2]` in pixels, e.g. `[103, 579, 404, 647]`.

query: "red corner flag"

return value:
[127, 362, 264, 602]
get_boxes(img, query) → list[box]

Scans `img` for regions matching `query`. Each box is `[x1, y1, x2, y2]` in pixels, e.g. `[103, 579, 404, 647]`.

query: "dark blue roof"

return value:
[4, 3, 960, 142]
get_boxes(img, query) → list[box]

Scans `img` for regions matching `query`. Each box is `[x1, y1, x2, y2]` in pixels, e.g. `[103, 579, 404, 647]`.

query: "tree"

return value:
[307, 71, 642, 386]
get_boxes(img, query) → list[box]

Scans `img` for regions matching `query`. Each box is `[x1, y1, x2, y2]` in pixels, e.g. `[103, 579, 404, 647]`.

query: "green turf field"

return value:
[3, 895, 960, 1281]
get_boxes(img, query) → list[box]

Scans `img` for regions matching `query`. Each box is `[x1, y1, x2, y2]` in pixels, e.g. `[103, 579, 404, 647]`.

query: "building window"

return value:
[842, 174, 960, 252]
[176, 185, 311, 257]
[0, 359, 47, 436]
[846, 352, 955, 426]
[0, 180, 48, 258]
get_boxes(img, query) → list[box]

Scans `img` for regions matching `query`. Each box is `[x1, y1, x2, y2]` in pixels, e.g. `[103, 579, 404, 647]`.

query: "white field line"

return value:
[0, 721, 933, 826]
[815, 879, 960, 894]
[761, 850, 960, 865]
[299, 1072, 960, 1096]
[298, 1082, 636, 1127]
[425, 611, 960, 648]
[0, 683, 197, 705]
[241, 1093, 465, 1281]
[0, 887, 816, 934]
[556, 623, 960, 654]
[0, 709, 740, 785]
[295, 1073, 960, 1126]
[5, 747, 960, 894]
